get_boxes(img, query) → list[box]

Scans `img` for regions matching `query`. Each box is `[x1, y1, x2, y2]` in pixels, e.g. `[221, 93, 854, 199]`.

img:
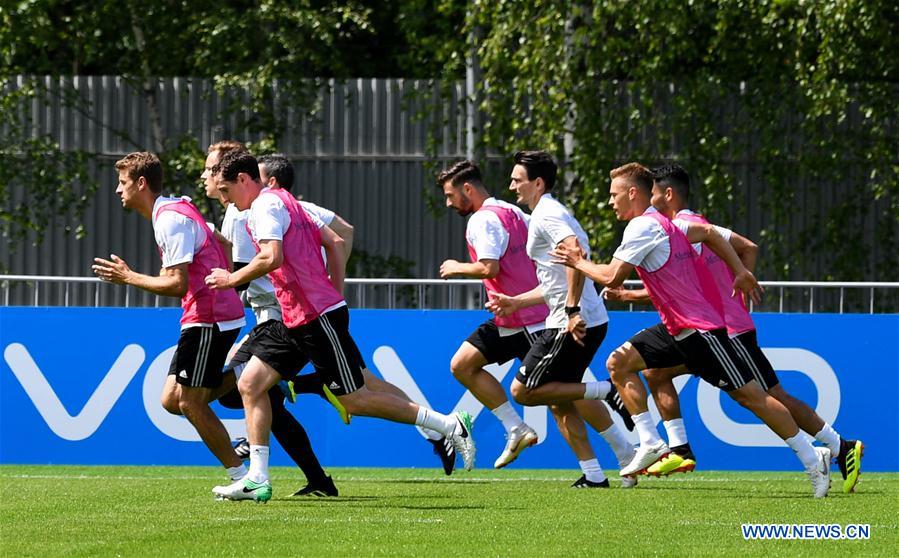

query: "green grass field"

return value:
[1, 465, 896, 557]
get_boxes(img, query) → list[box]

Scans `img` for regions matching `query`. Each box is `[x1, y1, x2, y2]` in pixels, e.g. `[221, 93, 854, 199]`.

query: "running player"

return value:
[617, 163, 863, 493]
[551, 162, 831, 497]
[488, 151, 637, 488]
[92, 151, 249, 487]
[436, 160, 545, 469]
[205, 151, 474, 502]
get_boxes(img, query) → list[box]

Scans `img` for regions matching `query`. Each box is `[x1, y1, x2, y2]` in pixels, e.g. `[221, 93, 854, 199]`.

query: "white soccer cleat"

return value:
[619, 441, 670, 476]
[450, 411, 476, 471]
[494, 423, 539, 469]
[212, 477, 273, 503]
[807, 447, 832, 499]
[618, 447, 638, 488]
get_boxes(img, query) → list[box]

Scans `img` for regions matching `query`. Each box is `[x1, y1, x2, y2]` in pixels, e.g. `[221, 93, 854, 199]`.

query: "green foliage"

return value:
[454, 0, 899, 279]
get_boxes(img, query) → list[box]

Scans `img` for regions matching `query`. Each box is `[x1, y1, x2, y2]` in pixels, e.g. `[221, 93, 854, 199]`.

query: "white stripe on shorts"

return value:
[730, 336, 767, 390]
[319, 313, 356, 392]
[192, 327, 213, 387]
[700, 331, 744, 389]
[527, 331, 566, 389]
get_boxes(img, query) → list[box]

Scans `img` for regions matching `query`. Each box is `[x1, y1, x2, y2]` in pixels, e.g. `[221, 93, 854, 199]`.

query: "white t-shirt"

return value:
[152, 196, 244, 331]
[467, 197, 543, 335]
[672, 209, 732, 256]
[614, 207, 731, 271]
[221, 203, 258, 264]
[526, 194, 608, 329]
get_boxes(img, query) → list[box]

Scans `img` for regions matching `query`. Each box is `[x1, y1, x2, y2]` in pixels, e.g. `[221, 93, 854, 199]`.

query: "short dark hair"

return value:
[258, 154, 295, 192]
[435, 160, 483, 190]
[115, 152, 163, 193]
[513, 150, 557, 191]
[213, 150, 259, 182]
[610, 162, 653, 196]
[651, 163, 690, 201]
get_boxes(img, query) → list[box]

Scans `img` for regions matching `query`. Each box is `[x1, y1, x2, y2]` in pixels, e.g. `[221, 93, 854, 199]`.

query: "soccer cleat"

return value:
[646, 445, 697, 477]
[450, 411, 476, 471]
[620, 441, 670, 476]
[493, 423, 539, 469]
[322, 384, 351, 425]
[807, 447, 831, 498]
[278, 380, 297, 404]
[233, 437, 250, 460]
[571, 475, 610, 488]
[292, 475, 338, 497]
[429, 437, 456, 476]
[836, 439, 864, 493]
[603, 384, 635, 431]
[212, 477, 273, 503]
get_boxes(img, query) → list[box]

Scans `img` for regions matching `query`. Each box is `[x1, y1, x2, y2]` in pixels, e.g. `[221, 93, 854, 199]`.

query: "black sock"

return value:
[217, 388, 244, 410]
[290, 373, 325, 397]
[671, 443, 695, 460]
[269, 390, 328, 483]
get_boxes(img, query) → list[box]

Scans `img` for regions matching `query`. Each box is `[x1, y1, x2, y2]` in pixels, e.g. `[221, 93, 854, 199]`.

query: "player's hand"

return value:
[92, 254, 133, 285]
[565, 313, 587, 346]
[485, 289, 518, 317]
[732, 269, 764, 306]
[205, 268, 232, 290]
[439, 259, 463, 279]
[603, 287, 628, 302]
[550, 244, 584, 268]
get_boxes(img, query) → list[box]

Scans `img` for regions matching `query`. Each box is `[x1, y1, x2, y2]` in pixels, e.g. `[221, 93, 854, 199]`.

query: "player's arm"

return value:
[92, 255, 188, 298]
[211, 229, 234, 271]
[327, 214, 354, 261]
[728, 231, 758, 274]
[550, 245, 635, 289]
[604, 286, 650, 303]
[485, 285, 544, 317]
[554, 235, 587, 345]
[685, 223, 763, 304]
[320, 224, 346, 293]
[206, 239, 282, 289]
[440, 258, 499, 279]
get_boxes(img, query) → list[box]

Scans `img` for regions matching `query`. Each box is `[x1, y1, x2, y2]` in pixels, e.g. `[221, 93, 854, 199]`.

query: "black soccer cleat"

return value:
[604, 383, 635, 431]
[292, 475, 338, 497]
[571, 474, 610, 488]
[429, 437, 456, 476]
[233, 437, 250, 460]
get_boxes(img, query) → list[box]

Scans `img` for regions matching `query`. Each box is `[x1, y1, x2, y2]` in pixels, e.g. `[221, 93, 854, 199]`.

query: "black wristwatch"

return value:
[564, 305, 581, 316]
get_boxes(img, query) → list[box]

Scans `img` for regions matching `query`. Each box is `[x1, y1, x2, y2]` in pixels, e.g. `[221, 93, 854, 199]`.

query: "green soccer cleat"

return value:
[450, 410, 476, 471]
[212, 477, 273, 503]
[838, 439, 864, 494]
[322, 383, 351, 425]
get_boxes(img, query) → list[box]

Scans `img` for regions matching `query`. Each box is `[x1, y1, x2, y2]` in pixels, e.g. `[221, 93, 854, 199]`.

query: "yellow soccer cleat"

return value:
[838, 439, 864, 494]
[646, 452, 696, 477]
[322, 383, 351, 425]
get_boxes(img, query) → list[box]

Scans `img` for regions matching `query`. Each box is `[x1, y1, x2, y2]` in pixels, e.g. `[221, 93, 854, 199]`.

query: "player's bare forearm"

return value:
[565, 264, 585, 307]
[441, 259, 498, 279]
[730, 232, 758, 274]
[324, 242, 346, 293]
[131, 270, 187, 298]
[329, 215, 354, 261]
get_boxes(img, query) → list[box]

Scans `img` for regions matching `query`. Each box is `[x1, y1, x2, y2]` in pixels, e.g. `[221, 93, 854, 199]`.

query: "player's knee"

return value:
[160, 393, 182, 415]
[449, 354, 474, 381]
[510, 381, 530, 405]
[237, 373, 263, 400]
[606, 349, 628, 381]
[729, 382, 764, 411]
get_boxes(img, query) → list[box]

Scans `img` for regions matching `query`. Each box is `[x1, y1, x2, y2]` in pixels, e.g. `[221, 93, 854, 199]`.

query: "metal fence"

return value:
[2, 275, 897, 314]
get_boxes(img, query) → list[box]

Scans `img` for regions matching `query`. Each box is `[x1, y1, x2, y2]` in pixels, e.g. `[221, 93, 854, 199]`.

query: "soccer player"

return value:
[205, 151, 474, 502]
[488, 151, 637, 488]
[614, 163, 863, 493]
[551, 162, 831, 497]
[92, 151, 249, 485]
[436, 159, 545, 469]
[202, 142, 340, 497]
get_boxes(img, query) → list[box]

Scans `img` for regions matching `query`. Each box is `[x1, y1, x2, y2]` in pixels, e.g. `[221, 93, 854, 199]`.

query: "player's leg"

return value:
[549, 403, 608, 488]
[643, 365, 696, 476]
[268, 390, 337, 497]
[573, 399, 637, 486]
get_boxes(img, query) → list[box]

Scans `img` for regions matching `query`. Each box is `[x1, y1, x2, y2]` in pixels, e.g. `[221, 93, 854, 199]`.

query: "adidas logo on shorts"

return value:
[179, 370, 188, 379]
[329, 381, 340, 390]
[718, 379, 727, 387]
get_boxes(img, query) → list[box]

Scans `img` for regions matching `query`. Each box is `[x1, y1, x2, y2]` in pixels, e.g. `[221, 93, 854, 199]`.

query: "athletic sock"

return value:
[290, 373, 325, 396]
[599, 423, 634, 464]
[785, 434, 819, 470]
[415, 406, 457, 438]
[632, 412, 663, 447]
[270, 394, 328, 483]
[663, 418, 689, 448]
[813, 423, 841, 456]
[578, 458, 606, 483]
[417, 426, 444, 441]
[226, 464, 248, 482]
[491, 401, 524, 433]
[248, 445, 270, 483]
[583, 380, 612, 400]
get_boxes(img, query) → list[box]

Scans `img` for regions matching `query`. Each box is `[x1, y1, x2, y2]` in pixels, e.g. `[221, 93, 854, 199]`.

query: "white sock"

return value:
[814, 423, 841, 455]
[247, 445, 270, 483]
[491, 401, 524, 433]
[663, 418, 689, 448]
[583, 380, 612, 400]
[417, 426, 444, 441]
[415, 406, 457, 438]
[632, 412, 662, 447]
[785, 434, 819, 470]
[578, 458, 606, 483]
[600, 423, 634, 464]
[226, 464, 248, 482]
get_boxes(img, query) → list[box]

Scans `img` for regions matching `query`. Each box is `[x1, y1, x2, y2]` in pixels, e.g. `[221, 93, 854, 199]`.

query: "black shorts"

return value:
[243, 306, 365, 396]
[227, 319, 311, 375]
[629, 324, 753, 392]
[168, 325, 240, 389]
[516, 323, 608, 389]
[465, 318, 542, 364]
[729, 330, 779, 391]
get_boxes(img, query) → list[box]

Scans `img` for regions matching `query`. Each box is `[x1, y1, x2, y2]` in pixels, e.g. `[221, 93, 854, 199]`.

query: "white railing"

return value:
[0, 275, 897, 314]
